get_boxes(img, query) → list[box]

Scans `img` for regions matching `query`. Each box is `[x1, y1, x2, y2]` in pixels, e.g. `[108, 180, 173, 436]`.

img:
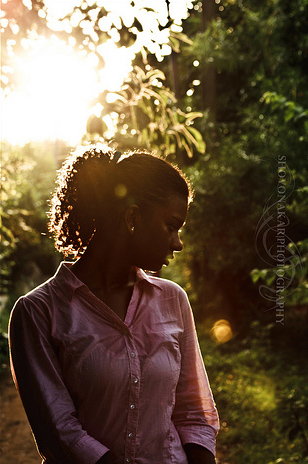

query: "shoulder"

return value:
[10, 277, 55, 321]
[23, 276, 54, 304]
[146, 276, 195, 329]
[146, 274, 189, 302]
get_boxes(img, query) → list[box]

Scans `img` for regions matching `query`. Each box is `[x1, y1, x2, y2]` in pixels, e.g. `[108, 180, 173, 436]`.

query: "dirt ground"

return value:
[0, 368, 41, 464]
[0, 368, 228, 464]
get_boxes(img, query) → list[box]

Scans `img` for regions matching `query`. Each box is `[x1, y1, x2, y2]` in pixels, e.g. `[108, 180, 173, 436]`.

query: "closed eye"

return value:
[168, 224, 183, 234]
[167, 216, 186, 234]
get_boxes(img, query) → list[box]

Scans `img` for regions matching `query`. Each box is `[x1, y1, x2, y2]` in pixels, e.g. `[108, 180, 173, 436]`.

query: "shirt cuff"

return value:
[177, 425, 217, 457]
[72, 434, 110, 464]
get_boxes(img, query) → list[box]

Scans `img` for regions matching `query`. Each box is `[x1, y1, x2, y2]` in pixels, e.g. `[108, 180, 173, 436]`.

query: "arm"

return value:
[9, 297, 108, 464]
[96, 451, 115, 464]
[172, 291, 219, 459]
[184, 443, 216, 464]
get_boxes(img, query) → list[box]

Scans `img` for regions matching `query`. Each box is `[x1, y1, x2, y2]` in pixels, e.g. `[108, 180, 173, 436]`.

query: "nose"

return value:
[172, 232, 184, 252]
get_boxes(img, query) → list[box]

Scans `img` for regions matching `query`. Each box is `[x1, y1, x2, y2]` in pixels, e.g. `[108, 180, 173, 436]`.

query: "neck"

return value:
[71, 231, 135, 292]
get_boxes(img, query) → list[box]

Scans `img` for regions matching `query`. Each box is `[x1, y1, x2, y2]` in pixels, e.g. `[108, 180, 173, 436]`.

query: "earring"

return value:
[131, 226, 134, 233]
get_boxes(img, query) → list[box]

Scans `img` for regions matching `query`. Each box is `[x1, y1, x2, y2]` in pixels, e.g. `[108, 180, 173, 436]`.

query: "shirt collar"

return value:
[135, 268, 164, 290]
[52, 261, 86, 301]
[53, 262, 163, 301]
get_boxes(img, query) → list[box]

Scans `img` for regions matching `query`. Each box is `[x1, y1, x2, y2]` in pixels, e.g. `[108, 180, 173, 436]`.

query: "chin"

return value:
[142, 263, 163, 273]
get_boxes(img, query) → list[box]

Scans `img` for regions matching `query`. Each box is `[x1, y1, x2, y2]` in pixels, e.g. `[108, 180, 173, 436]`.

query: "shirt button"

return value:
[133, 377, 138, 384]
[130, 404, 135, 409]
[130, 352, 136, 358]
[128, 432, 133, 438]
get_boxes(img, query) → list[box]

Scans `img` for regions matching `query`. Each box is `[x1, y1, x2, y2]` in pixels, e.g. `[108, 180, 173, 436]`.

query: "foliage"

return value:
[0, 332, 9, 374]
[1, 0, 49, 90]
[1, 144, 35, 290]
[262, 91, 308, 125]
[162, 140, 273, 325]
[57, 0, 194, 62]
[2, 0, 205, 159]
[0, 142, 63, 297]
[1, 0, 180, 86]
[161, 0, 308, 325]
[199, 319, 308, 464]
[251, 238, 308, 307]
[86, 65, 205, 158]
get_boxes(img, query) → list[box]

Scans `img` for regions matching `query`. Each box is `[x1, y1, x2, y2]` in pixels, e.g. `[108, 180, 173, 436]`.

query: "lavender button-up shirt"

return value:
[9, 262, 219, 464]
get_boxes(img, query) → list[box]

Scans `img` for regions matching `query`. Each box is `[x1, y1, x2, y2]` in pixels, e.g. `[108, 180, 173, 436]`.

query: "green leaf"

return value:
[186, 127, 206, 153]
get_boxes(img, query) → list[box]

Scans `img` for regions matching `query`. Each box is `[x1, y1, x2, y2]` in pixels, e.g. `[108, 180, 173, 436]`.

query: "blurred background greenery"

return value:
[1, 1, 308, 463]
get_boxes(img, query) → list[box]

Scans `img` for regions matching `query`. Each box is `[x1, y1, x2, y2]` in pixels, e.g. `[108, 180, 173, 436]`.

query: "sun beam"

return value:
[1, 36, 100, 145]
[1, 35, 131, 146]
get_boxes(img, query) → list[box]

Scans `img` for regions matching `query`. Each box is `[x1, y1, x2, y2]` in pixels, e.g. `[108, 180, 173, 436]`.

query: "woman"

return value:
[9, 146, 219, 464]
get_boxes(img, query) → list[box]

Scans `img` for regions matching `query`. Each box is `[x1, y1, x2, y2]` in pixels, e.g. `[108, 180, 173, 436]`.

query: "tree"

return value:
[0, 141, 68, 297]
[86, 65, 205, 159]
[162, 0, 308, 328]
[1, 0, 205, 159]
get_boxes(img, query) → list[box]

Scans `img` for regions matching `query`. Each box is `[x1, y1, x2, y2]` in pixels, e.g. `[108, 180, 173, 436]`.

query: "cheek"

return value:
[134, 219, 170, 255]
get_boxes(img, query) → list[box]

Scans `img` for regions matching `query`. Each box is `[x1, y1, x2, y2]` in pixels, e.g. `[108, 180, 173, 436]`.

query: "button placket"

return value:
[124, 337, 140, 464]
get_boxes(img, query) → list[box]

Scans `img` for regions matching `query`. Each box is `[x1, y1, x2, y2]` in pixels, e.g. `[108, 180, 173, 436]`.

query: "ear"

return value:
[124, 204, 140, 234]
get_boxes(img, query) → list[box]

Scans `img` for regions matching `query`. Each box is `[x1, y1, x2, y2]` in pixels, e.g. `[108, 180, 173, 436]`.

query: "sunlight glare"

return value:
[43, 0, 81, 20]
[2, 37, 98, 145]
[97, 40, 133, 91]
[1, 0, 195, 145]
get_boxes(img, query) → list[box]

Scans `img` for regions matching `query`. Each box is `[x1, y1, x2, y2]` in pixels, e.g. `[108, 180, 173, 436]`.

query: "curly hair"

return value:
[48, 145, 193, 258]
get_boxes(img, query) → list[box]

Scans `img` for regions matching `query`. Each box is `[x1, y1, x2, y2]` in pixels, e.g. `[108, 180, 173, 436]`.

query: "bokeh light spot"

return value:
[114, 183, 128, 199]
[211, 319, 233, 344]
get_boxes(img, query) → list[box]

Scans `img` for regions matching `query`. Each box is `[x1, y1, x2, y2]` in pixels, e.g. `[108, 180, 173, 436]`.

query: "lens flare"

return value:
[210, 319, 233, 344]
[114, 183, 128, 199]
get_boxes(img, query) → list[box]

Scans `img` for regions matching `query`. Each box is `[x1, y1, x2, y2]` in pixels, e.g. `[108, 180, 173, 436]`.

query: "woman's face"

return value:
[131, 194, 188, 272]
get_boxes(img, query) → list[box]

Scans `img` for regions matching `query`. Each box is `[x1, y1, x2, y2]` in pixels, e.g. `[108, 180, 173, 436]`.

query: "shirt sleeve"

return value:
[172, 290, 219, 457]
[9, 296, 109, 464]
